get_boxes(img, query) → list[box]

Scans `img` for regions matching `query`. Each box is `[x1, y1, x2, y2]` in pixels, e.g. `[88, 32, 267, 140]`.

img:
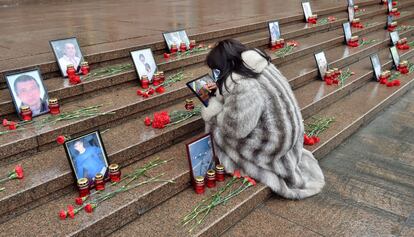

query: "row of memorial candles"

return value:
[170, 40, 197, 53]
[20, 98, 60, 121]
[194, 164, 225, 194]
[140, 71, 166, 89]
[77, 163, 121, 197]
[66, 62, 90, 85]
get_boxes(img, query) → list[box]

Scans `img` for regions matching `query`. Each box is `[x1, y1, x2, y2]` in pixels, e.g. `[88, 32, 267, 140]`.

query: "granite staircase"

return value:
[0, 0, 413, 236]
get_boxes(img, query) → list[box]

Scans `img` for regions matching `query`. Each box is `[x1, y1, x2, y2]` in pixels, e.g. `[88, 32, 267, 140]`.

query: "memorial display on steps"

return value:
[314, 51, 328, 80]
[387, 15, 398, 31]
[5, 68, 50, 119]
[62, 130, 110, 187]
[50, 37, 85, 78]
[0, 165, 24, 192]
[131, 48, 158, 84]
[314, 51, 354, 85]
[268, 20, 285, 49]
[162, 29, 191, 53]
[370, 53, 383, 81]
[390, 31, 411, 49]
[58, 158, 173, 220]
[186, 74, 217, 107]
[301, 0, 317, 24]
[185, 133, 219, 193]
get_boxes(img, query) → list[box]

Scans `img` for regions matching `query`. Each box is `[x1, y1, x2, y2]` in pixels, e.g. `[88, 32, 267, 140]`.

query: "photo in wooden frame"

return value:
[185, 133, 217, 182]
[50, 37, 84, 77]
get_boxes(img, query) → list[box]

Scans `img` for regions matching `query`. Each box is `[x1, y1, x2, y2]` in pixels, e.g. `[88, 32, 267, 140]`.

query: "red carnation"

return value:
[144, 117, 152, 126]
[233, 170, 242, 179]
[163, 53, 170, 59]
[332, 79, 339, 85]
[15, 165, 24, 179]
[312, 136, 320, 143]
[2, 119, 9, 127]
[8, 121, 17, 130]
[142, 92, 150, 98]
[245, 176, 257, 186]
[148, 88, 155, 95]
[155, 86, 165, 94]
[325, 79, 333, 85]
[56, 135, 66, 145]
[393, 80, 401, 86]
[67, 205, 74, 212]
[386, 81, 394, 87]
[84, 203, 95, 213]
[68, 209, 75, 219]
[136, 90, 143, 96]
[59, 210, 67, 220]
[380, 79, 387, 84]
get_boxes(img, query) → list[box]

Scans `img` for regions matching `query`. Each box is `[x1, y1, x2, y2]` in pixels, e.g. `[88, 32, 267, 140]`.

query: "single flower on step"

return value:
[67, 205, 75, 219]
[0, 165, 24, 184]
[144, 117, 152, 126]
[233, 170, 242, 179]
[59, 210, 67, 220]
[85, 203, 97, 213]
[136, 90, 144, 96]
[8, 121, 17, 130]
[244, 176, 257, 186]
[393, 80, 401, 86]
[312, 136, 320, 143]
[163, 53, 170, 59]
[75, 196, 89, 205]
[2, 119, 9, 127]
[142, 92, 150, 98]
[56, 135, 70, 145]
[386, 81, 394, 87]
[147, 88, 155, 95]
[155, 86, 165, 94]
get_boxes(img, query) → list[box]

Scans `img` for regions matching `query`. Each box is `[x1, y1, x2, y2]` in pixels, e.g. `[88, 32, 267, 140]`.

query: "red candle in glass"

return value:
[179, 42, 187, 52]
[77, 178, 90, 198]
[80, 61, 90, 75]
[189, 40, 196, 50]
[170, 43, 178, 53]
[152, 73, 161, 86]
[20, 105, 32, 121]
[94, 173, 105, 191]
[215, 164, 225, 182]
[141, 75, 150, 89]
[66, 64, 76, 78]
[206, 169, 216, 188]
[185, 99, 195, 110]
[194, 176, 205, 194]
[158, 71, 165, 83]
[48, 98, 60, 115]
[109, 164, 121, 182]
[279, 38, 285, 48]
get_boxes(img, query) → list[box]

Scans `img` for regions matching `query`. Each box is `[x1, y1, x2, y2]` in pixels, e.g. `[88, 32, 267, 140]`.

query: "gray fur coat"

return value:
[201, 50, 325, 199]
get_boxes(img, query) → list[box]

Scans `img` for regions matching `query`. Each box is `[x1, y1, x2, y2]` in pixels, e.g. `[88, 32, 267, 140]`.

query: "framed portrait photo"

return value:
[386, 15, 393, 28]
[268, 21, 281, 42]
[301, 0, 313, 22]
[370, 54, 382, 81]
[342, 22, 352, 43]
[131, 48, 158, 82]
[387, 0, 393, 13]
[162, 29, 190, 52]
[186, 74, 217, 107]
[389, 46, 400, 67]
[5, 68, 49, 118]
[389, 31, 400, 46]
[348, 0, 354, 7]
[64, 130, 110, 186]
[186, 133, 217, 181]
[314, 51, 328, 80]
[50, 37, 84, 77]
[348, 6, 355, 22]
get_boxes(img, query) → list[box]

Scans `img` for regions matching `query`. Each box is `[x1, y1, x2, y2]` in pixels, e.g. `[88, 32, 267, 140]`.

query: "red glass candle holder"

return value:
[153, 73, 161, 86]
[194, 176, 205, 194]
[94, 173, 105, 191]
[109, 163, 121, 182]
[66, 64, 76, 78]
[189, 40, 196, 50]
[215, 164, 225, 182]
[159, 71, 165, 83]
[77, 178, 90, 198]
[170, 43, 178, 53]
[20, 105, 32, 121]
[80, 61, 90, 75]
[69, 75, 81, 85]
[206, 169, 216, 188]
[398, 61, 409, 74]
[48, 98, 60, 115]
[185, 99, 195, 110]
[179, 42, 187, 52]
[141, 75, 150, 89]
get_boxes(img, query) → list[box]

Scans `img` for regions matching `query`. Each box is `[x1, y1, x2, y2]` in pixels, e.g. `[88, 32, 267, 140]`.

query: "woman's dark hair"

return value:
[206, 39, 271, 93]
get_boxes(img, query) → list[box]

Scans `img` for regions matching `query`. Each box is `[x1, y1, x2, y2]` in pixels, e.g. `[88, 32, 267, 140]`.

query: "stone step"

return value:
[0, 40, 412, 231]
[0, 0, 388, 79]
[3, 14, 413, 162]
[110, 57, 414, 237]
[0, 1, 396, 116]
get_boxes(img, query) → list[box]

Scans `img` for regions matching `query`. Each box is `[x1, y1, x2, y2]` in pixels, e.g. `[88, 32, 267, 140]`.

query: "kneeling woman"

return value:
[202, 39, 325, 199]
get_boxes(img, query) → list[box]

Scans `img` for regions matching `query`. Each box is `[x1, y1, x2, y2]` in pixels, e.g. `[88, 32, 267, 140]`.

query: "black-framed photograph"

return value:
[162, 29, 190, 52]
[186, 133, 217, 181]
[387, 0, 393, 13]
[186, 74, 217, 107]
[212, 69, 220, 81]
[131, 48, 158, 82]
[389, 31, 400, 46]
[348, 0, 354, 7]
[386, 15, 393, 28]
[389, 46, 400, 67]
[348, 6, 355, 22]
[301, 0, 313, 22]
[342, 22, 352, 43]
[268, 21, 281, 42]
[50, 37, 84, 77]
[5, 68, 49, 118]
[64, 130, 109, 185]
[314, 51, 328, 80]
[370, 54, 382, 81]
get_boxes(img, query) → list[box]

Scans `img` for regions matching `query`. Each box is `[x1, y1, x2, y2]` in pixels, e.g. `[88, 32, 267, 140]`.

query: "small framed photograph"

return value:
[389, 46, 400, 67]
[5, 68, 49, 118]
[162, 29, 190, 52]
[131, 48, 158, 82]
[387, 0, 393, 13]
[314, 51, 328, 80]
[64, 130, 110, 186]
[348, 6, 355, 22]
[389, 31, 400, 45]
[186, 74, 218, 107]
[348, 0, 354, 7]
[386, 15, 393, 28]
[186, 133, 217, 181]
[301, 1, 313, 22]
[268, 21, 281, 42]
[212, 69, 220, 82]
[50, 37, 84, 77]
[370, 54, 382, 81]
[343, 22, 352, 43]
